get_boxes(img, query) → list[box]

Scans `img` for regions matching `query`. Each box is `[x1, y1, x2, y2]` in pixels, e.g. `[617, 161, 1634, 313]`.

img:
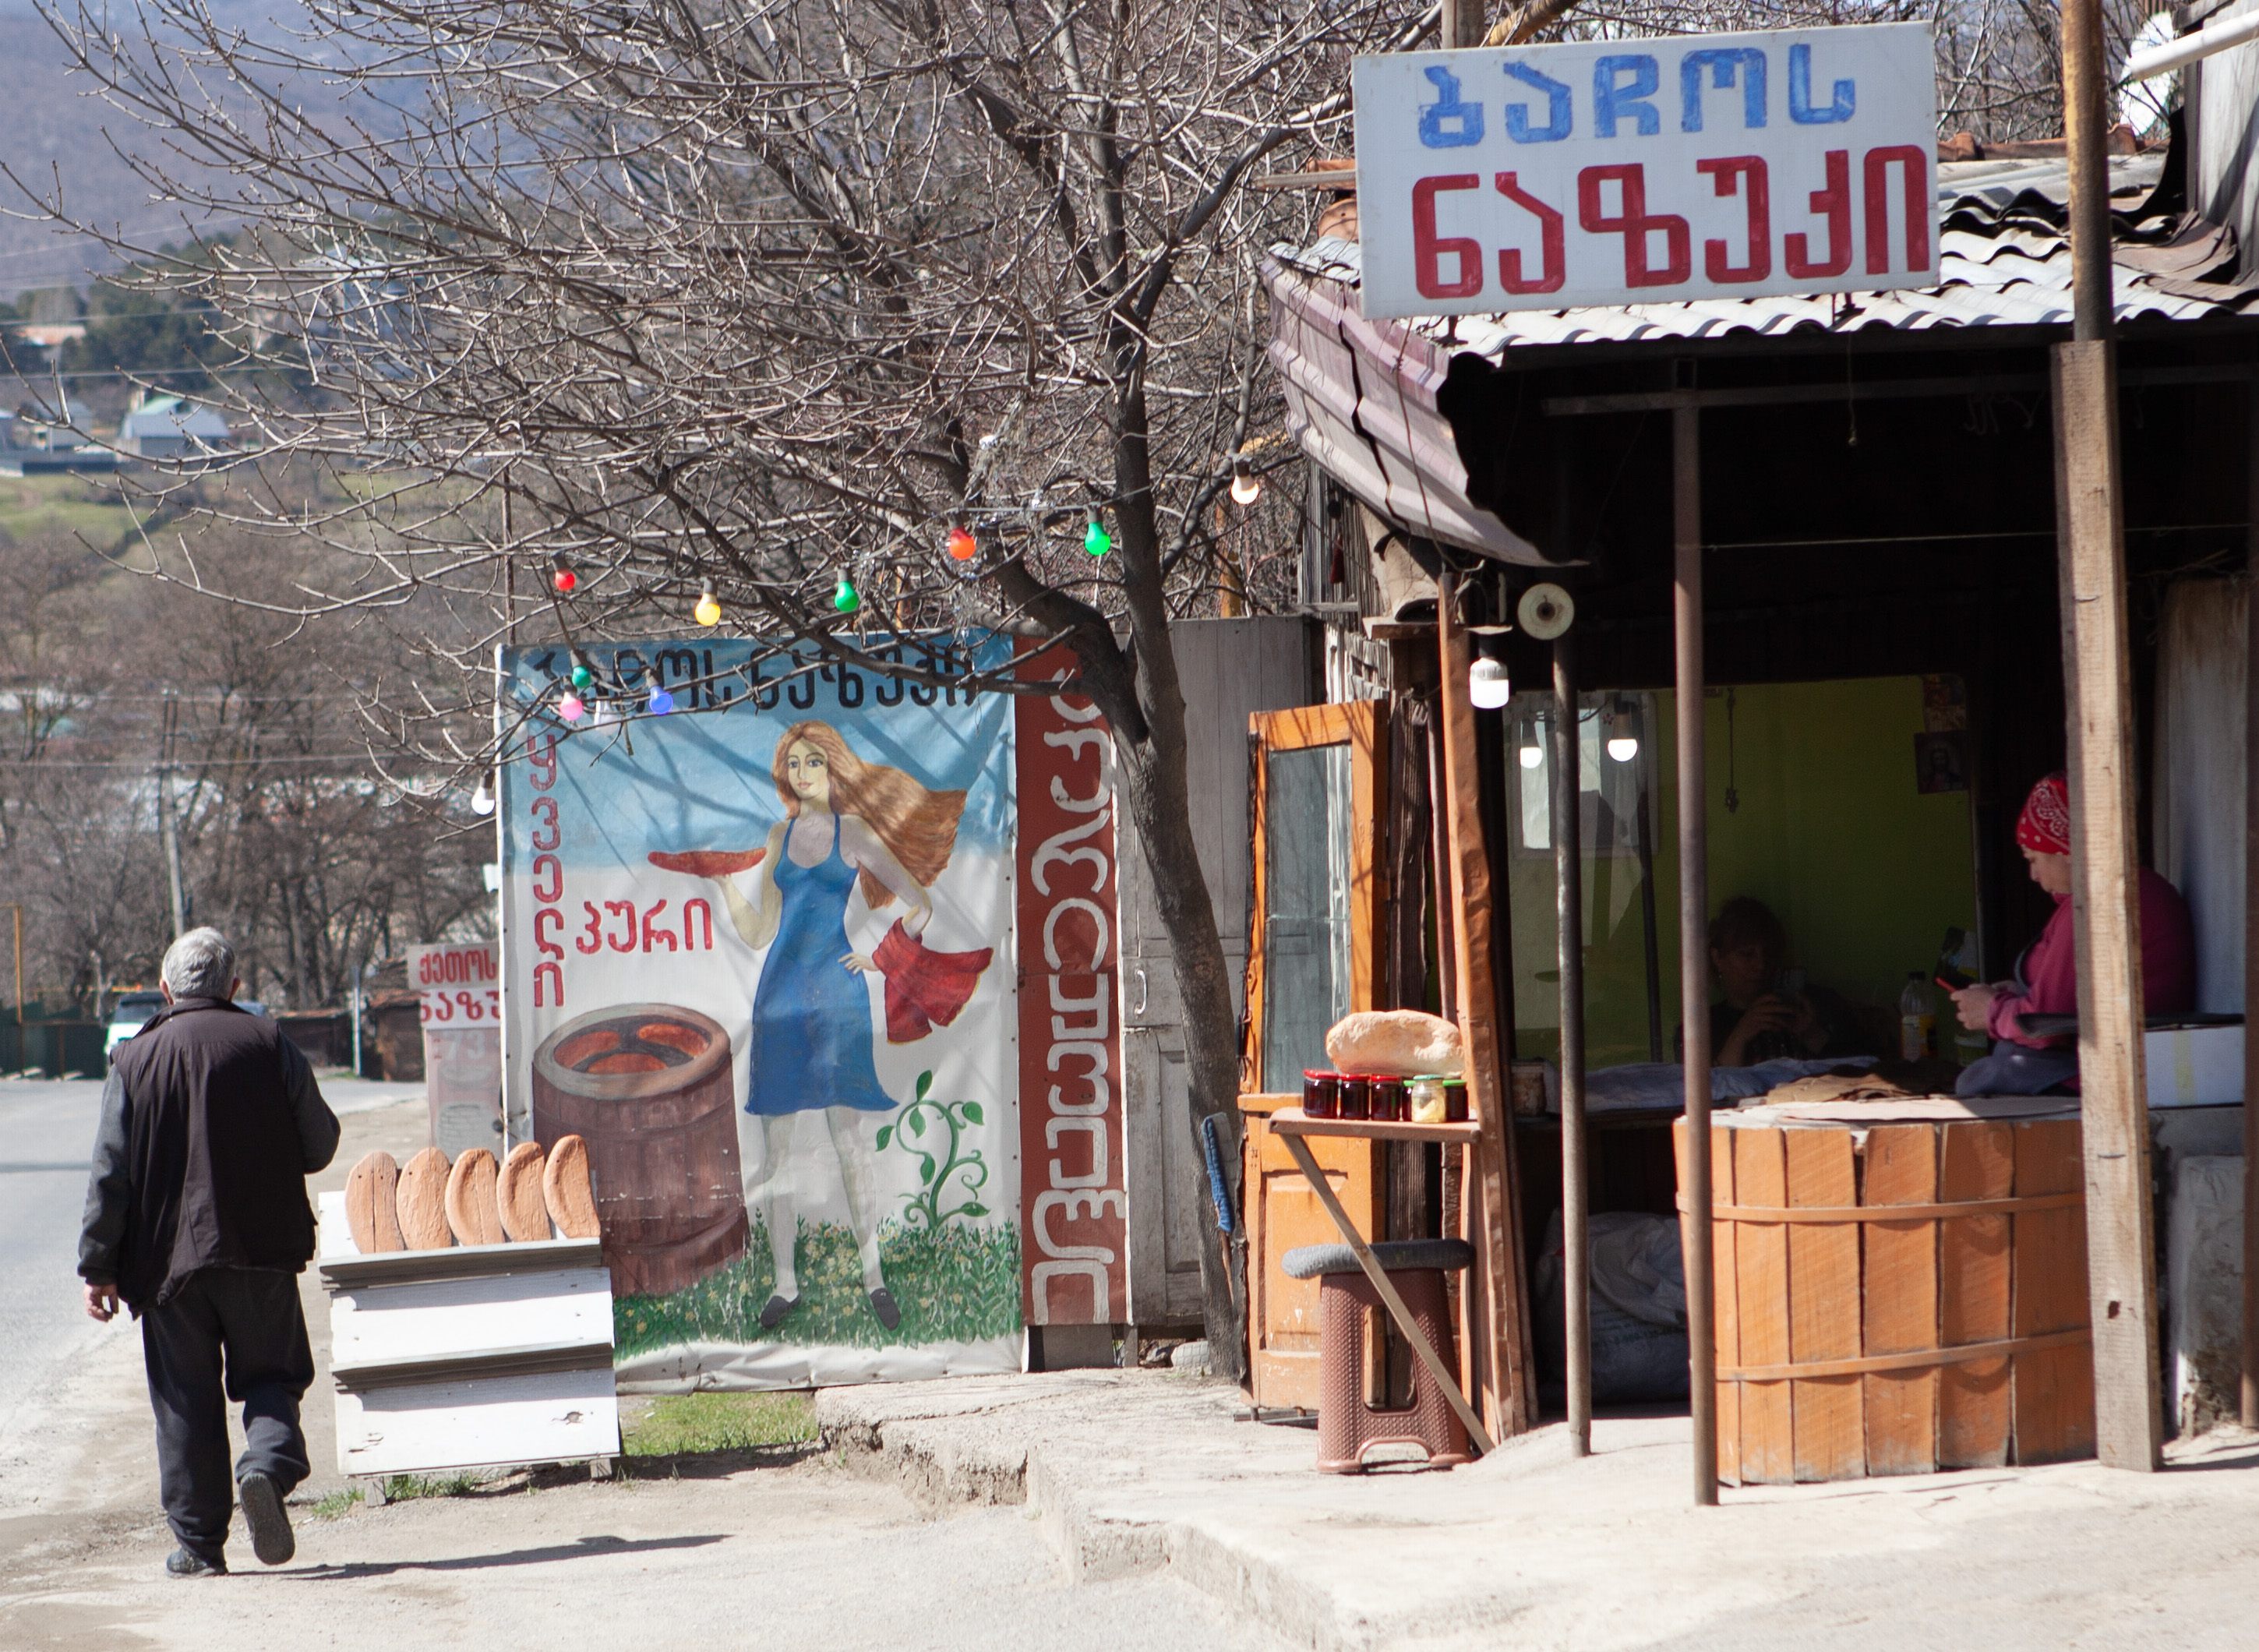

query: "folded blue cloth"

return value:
[1584, 1055, 1879, 1114]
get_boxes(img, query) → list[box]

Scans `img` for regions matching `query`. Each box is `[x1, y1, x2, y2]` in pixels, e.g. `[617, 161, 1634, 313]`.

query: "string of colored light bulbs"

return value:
[542, 505, 1119, 725]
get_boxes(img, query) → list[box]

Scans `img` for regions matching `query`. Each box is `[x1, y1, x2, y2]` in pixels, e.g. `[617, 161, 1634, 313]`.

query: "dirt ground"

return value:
[0, 1097, 1283, 1652]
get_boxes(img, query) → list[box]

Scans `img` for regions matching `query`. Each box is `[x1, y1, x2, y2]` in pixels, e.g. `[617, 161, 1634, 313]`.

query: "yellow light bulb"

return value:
[694, 590, 722, 627]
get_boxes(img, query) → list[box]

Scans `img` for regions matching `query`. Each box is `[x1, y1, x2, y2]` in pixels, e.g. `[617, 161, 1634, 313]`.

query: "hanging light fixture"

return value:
[557, 691, 587, 723]
[1469, 655, 1512, 711]
[947, 524, 979, 562]
[832, 570, 861, 614]
[551, 554, 577, 595]
[570, 661, 594, 691]
[1518, 742, 1544, 769]
[1608, 732, 1640, 763]
[1082, 510, 1111, 557]
[694, 584, 722, 627]
[1230, 454, 1261, 507]
[470, 778, 496, 817]
[648, 684, 676, 715]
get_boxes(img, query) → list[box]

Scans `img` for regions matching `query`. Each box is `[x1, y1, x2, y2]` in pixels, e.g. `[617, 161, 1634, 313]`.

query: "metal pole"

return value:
[1674, 401, 1717, 1506]
[1637, 778, 1664, 1062]
[1551, 634, 1590, 1455]
[10, 903, 21, 1025]
[351, 962, 364, 1079]
[157, 691, 186, 937]
[2057, 0, 2164, 1470]
[2241, 378, 2259, 1431]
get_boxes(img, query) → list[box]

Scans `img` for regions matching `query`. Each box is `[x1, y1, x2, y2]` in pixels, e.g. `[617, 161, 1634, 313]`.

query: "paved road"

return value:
[0, 1080, 107, 1454]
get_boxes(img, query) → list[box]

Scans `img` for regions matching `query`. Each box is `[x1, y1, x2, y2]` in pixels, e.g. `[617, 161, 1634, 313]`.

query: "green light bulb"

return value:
[832, 574, 860, 615]
[1083, 514, 1110, 556]
[570, 663, 593, 690]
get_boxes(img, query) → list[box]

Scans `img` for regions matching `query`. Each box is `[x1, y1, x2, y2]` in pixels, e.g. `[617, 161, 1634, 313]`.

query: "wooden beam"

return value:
[1436, 574, 1536, 1437]
[1674, 402, 1720, 1506]
[2246, 375, 2259, 1431]
[2056, 0, 2164, 1471]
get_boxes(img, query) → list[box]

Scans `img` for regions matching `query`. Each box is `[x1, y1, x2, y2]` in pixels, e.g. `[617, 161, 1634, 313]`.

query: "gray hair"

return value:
[161, 928, 237, 1001]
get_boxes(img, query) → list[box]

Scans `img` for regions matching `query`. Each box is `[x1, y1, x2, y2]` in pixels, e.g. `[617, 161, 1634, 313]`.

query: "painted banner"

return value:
[499, 636, 1021, 1389]
[1351, 23, 1937, 318]
[411, 941, 503, 1160]
[1012, 644, 1127, 1325]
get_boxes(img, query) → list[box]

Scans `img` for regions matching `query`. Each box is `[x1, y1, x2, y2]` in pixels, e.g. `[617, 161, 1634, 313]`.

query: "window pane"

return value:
[1262, 743, 1352, 1088]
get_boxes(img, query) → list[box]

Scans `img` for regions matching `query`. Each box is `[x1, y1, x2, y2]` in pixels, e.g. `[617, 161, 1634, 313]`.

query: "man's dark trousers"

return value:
[141, 1267, 315, 1564]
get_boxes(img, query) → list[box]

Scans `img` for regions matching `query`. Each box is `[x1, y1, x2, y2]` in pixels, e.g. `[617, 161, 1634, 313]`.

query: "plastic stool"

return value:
[1281, 1237, 1474, 1474]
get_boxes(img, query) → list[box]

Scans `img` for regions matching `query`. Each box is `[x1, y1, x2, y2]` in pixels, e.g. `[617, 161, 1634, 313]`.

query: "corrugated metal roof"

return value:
[1265, 154, 2258, 561]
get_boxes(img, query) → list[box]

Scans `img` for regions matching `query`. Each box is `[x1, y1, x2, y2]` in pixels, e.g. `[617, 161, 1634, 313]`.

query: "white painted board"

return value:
[334, 1367, 621, 1477]
[2148, 1024, 2244, 1108]
[330, 1269, 615, 1368]
[1351, 23, 1938, 317]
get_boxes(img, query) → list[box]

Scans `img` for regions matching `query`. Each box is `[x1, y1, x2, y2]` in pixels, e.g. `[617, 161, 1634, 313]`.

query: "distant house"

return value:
[119, 394, 233, 461]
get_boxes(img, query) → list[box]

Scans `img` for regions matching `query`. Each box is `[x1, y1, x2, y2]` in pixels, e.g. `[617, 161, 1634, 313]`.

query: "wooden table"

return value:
[1265, 1107, 1496, 1454]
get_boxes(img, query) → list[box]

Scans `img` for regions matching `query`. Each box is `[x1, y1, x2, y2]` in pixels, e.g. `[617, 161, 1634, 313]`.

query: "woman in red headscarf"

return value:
[1950, 772, 2196, 1096]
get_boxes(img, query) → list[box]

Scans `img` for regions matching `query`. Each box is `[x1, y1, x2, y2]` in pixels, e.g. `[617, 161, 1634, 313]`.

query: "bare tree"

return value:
[28, 0, 1436, 1363]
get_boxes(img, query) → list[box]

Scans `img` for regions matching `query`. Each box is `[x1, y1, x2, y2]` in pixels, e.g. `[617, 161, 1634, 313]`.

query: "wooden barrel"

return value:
[531, 1003, 747, 1299]
[1674, 1114, 2095, 1484]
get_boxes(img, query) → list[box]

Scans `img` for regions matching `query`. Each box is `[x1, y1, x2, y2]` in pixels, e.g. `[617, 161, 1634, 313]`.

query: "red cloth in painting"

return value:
[2016, 771, 2073, 856]
[1989, 869, 2197, 1048]
[871, 922, 994, 1043]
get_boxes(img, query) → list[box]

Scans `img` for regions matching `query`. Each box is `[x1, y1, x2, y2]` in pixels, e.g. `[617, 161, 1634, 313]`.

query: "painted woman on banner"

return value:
[703, 720, 966, 1334]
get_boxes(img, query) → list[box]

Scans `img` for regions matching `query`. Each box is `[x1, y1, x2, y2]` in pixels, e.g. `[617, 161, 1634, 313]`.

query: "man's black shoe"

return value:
[238, 1472, 295, 1566]
[166, 1546, 226, 1578]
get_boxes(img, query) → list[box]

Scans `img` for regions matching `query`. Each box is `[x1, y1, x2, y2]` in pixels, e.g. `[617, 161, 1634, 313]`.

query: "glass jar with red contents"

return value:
[1370, 1077, 1407, 1122]
[1337, 1073, 1371, 1120]
[1301, 1069, 1340, 1119]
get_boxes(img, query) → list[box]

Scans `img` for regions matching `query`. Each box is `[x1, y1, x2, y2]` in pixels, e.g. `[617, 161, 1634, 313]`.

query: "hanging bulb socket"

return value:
[832, 571, 861, 615]
[648, 685, 676, 715]
[694, 584, 722, 627]
[1230, 455, 1261, 507]
[551, 555, 577, 595]
[570, 662, 594, 691]
[557, 691, 587, 723]
[1082, 510, 1110, 557]
[470, 778, 496, 817]
[947, 524, 978, 562]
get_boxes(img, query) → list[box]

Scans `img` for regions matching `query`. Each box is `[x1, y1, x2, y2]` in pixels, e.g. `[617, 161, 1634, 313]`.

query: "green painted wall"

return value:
[1509, 676, 1979, 1071]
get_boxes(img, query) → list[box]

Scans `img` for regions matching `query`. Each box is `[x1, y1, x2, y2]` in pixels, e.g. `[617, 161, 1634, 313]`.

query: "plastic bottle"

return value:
[1899, 972, 1936, 1061]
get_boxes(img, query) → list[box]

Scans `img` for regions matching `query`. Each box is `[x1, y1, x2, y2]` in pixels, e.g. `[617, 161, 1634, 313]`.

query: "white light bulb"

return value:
[1230, 471, 1261, 507]
[1518, 743, 1544, 769]
[1607, 736, 1639, 764]
[470, 781, 496, 816]
[1468, 655, 1512, 710]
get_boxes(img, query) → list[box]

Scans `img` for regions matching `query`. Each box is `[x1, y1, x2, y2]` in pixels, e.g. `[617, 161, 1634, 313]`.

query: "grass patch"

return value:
[623, 1392, 817, 1458]
[379, 1470, 487, 1502]
[309, 1487, 365, 1520]
[614, 1219, 1021, 1357]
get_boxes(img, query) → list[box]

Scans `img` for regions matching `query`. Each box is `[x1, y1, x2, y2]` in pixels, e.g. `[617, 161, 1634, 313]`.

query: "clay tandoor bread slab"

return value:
[543, 1134, 600, 1240]
[446, 1149, 507, 1246]
[344, 1150, 405, 1254]
[496, 1141, 551, 1241]
[396, 1146, 455, 1250]
[1325, 1009, 1464, 1077]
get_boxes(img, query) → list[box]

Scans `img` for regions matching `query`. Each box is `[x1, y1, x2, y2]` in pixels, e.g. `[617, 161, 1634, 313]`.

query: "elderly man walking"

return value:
[79, 927, 341, 1578]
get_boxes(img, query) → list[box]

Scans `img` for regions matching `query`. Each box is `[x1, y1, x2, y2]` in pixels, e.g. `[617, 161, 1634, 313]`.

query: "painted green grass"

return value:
[623, 1392, 817, 1457]
[614, 1220, 1021, 1357]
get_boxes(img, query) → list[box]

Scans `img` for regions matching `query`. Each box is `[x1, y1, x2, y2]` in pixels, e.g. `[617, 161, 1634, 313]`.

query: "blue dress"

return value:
[744, 819, 895, 1117]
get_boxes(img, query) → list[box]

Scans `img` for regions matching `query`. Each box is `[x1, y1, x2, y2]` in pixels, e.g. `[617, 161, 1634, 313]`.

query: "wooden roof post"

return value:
[1437, 573, 1536, 1437]
[1551, 630, 1591, 1456]
[1673, 401, 1719, 1506]
[2056, 0, 2165, 1471]
[2246, 377, 2259, 1431]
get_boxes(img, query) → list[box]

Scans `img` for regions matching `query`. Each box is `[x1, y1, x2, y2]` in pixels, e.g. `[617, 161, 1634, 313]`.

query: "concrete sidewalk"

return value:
[816, 1371, 2259, 1650]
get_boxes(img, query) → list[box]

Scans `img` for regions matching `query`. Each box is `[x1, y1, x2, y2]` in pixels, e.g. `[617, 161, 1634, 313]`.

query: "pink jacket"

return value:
[1990, 870, 2197, 1047]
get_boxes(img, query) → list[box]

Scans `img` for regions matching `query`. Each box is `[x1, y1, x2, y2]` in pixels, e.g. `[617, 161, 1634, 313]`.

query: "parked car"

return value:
[104, 991, 167, 1058]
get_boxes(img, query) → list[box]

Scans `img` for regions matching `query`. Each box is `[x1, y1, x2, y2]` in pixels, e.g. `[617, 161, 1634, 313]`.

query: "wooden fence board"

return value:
[1785, 1128, 1864, 1481]
[1733, 1127, 1793, 1484]
[1862, 1124, 1940, 1477]
[1937, 1121, 2015, 1467]
[2013, 1118, 2096, 1463]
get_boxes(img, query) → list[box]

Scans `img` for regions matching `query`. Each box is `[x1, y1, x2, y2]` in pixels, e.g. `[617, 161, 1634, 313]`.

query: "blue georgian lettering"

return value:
[1418, 65, 1484, 148]
[1502, 61, 1572, 143]
[1680, 48, 1767, 132]
[1788, 44, 1855, 123]
[1594, 55, 1661, 137]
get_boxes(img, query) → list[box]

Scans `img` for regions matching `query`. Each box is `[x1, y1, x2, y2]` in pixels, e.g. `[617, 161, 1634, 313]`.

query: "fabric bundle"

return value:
[872, 923, 994, 1042]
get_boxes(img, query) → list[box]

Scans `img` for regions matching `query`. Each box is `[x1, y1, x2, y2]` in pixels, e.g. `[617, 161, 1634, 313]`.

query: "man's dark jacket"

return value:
[79, 997, 341, 1313]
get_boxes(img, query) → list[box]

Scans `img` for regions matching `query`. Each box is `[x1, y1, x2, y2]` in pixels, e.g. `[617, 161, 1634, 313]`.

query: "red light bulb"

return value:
[947, 526, 977, 562]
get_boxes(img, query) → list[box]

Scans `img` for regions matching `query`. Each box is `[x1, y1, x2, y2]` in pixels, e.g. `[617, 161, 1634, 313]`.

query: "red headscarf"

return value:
[2017, 771, 2072, 856]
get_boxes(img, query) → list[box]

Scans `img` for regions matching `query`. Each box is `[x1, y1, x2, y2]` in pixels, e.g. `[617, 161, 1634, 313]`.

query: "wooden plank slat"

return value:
[1862, 1124, 1940, 1477]
[2012, 1118, 2098, 1463]
[1733, 1127, 1793, 1484]
[1938, 1121, 2015, 1467]
[1785, 1128, 1864, 1481]
[1710, 1123, 1742, 1485]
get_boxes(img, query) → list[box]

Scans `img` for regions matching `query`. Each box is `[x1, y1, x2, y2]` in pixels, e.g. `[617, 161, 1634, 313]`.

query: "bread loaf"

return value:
[446, 1149, 506, 1246]
[543, 1134, 599, 1240]
[496, 1141, 551, 1241]
[1324, 1010, 1463, 1078]
[344, 1150, 404, 1255]
[396, 1147, 455, 1250]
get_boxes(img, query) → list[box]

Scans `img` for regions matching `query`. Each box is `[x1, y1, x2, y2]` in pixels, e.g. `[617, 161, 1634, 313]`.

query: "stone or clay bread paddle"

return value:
[496, 1141, 551, 1241]
[396, 1146, 455, 1249]
[543, 1134, 600, 1239]
[344, 1150, 405, 1254]
[446, 1149, 506, 1246]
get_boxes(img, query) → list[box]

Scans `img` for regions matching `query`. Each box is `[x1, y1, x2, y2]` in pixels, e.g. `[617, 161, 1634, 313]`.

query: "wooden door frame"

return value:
[1241, 701, 1388, 1095]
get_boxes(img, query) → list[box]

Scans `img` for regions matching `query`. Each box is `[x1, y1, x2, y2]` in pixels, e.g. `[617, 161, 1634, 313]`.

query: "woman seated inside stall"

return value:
[1951, 772, 2196, 1096]
[1685, 896, 1876, 1068]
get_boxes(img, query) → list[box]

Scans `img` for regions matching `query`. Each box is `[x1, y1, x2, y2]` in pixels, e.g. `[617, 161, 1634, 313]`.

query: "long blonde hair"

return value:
[772, 720, 966, 908]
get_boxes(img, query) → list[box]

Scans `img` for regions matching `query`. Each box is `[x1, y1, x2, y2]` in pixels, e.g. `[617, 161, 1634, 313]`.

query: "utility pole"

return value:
[2054, 0, 2163, 1470]
[157, 690, 186, 936]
